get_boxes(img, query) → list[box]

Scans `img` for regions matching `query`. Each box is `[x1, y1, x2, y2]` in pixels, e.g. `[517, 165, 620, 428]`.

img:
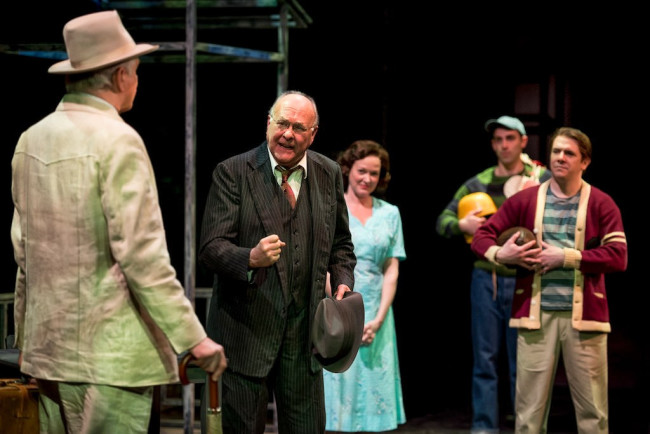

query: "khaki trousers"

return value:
[515, 310, 608, 433]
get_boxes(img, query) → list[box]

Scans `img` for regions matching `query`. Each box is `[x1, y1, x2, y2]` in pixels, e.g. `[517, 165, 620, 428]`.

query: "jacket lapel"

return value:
[248, 145, 282, 236]
[247, 144, 291, 297]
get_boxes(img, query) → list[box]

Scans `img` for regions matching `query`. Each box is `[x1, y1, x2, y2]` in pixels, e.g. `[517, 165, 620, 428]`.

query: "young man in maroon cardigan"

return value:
[472, 127, 627, 432]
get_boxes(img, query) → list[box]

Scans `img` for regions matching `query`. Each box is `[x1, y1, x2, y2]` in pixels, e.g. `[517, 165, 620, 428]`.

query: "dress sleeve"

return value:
[387, 205, 406, 261]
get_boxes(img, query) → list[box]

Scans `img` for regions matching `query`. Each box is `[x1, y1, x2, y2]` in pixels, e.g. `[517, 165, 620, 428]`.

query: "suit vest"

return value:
[279, 176, 313, 310]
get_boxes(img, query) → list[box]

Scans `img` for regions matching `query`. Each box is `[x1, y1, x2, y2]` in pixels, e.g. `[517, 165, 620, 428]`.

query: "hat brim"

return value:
[48, 43, 159, 74]
[312, 291, 364, 373]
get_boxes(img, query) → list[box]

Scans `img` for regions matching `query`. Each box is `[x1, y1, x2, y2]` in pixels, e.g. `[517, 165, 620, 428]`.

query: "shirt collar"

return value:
[63, 92, 118, 115]
[80, 92, 116, 111]
[268, 147, 308, 178]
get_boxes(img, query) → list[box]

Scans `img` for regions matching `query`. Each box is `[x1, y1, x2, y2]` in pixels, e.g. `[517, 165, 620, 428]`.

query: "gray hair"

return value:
[65, 58, 137, 93]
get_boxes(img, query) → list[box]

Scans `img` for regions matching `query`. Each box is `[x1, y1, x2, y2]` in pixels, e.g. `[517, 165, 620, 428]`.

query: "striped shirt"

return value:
[540, 188, 580, 310]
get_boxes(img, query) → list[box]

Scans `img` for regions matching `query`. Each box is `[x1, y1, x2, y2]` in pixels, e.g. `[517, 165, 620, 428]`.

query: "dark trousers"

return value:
[221, 302, 325, 434]
[470, 268, 517, 430]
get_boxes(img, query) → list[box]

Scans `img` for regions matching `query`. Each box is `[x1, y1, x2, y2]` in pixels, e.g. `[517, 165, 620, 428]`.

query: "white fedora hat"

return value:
[48, 10, 159, 74]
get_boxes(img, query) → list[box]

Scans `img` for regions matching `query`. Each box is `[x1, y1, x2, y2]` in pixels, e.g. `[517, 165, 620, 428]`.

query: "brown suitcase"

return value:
[0, 378, 39, 434]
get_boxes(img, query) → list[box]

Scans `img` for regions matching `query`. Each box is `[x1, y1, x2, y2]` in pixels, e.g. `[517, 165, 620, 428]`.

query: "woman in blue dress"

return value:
[324, 139, 406, 432]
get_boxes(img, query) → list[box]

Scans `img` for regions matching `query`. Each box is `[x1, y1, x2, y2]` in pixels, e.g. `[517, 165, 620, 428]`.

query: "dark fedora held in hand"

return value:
[311, 291, 364, 373]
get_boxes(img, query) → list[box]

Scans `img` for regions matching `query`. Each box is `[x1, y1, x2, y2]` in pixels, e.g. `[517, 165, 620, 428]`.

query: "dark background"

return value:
[1, 2, 648, 431]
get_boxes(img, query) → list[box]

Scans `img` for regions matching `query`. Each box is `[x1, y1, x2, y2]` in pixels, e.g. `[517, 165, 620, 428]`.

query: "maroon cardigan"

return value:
[471, 180, 627, 332]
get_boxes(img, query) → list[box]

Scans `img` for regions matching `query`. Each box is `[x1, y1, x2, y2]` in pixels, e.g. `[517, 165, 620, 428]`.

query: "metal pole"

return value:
[183, 0, 197, 433]
[277, 2, 289, 94]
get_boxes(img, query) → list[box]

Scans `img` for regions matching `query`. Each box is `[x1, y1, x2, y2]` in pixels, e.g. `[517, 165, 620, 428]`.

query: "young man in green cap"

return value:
[436, 115, 549, 433]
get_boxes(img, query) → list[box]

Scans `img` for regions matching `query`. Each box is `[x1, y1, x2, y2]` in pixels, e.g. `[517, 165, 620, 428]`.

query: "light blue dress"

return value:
[324, 197, 407, 432]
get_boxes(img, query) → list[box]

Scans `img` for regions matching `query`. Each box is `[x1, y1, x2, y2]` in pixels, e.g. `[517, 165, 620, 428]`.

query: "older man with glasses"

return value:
[198, 90, 357, 433]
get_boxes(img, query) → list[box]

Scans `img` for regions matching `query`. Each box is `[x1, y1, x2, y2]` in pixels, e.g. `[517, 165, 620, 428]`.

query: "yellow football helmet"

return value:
[458, 192, 497, 243]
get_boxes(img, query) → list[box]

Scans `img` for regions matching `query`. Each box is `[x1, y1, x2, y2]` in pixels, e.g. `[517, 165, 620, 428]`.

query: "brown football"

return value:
[497, 226, 538, 247]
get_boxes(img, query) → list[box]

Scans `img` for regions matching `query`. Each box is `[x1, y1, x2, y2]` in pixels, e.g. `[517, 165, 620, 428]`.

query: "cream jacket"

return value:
[11, 93, 206, 386]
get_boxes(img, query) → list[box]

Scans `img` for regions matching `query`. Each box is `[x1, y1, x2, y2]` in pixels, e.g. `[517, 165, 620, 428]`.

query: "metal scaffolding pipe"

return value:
[182, 0, 197, 432]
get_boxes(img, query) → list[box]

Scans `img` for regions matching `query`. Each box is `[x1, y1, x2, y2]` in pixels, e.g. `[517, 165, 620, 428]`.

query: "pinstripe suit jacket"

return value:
[199, 142, 356, 377]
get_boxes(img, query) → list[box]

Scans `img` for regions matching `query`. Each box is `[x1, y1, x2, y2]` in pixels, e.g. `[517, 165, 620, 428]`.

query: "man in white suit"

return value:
[11, 10, 226, 433]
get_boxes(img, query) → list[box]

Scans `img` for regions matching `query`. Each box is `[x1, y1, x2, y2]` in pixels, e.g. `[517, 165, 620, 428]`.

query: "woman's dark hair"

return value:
[337, 139, 391, 195]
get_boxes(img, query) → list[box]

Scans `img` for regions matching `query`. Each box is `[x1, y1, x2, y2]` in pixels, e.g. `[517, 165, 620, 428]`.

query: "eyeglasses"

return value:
[270, 115, 315, 134]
